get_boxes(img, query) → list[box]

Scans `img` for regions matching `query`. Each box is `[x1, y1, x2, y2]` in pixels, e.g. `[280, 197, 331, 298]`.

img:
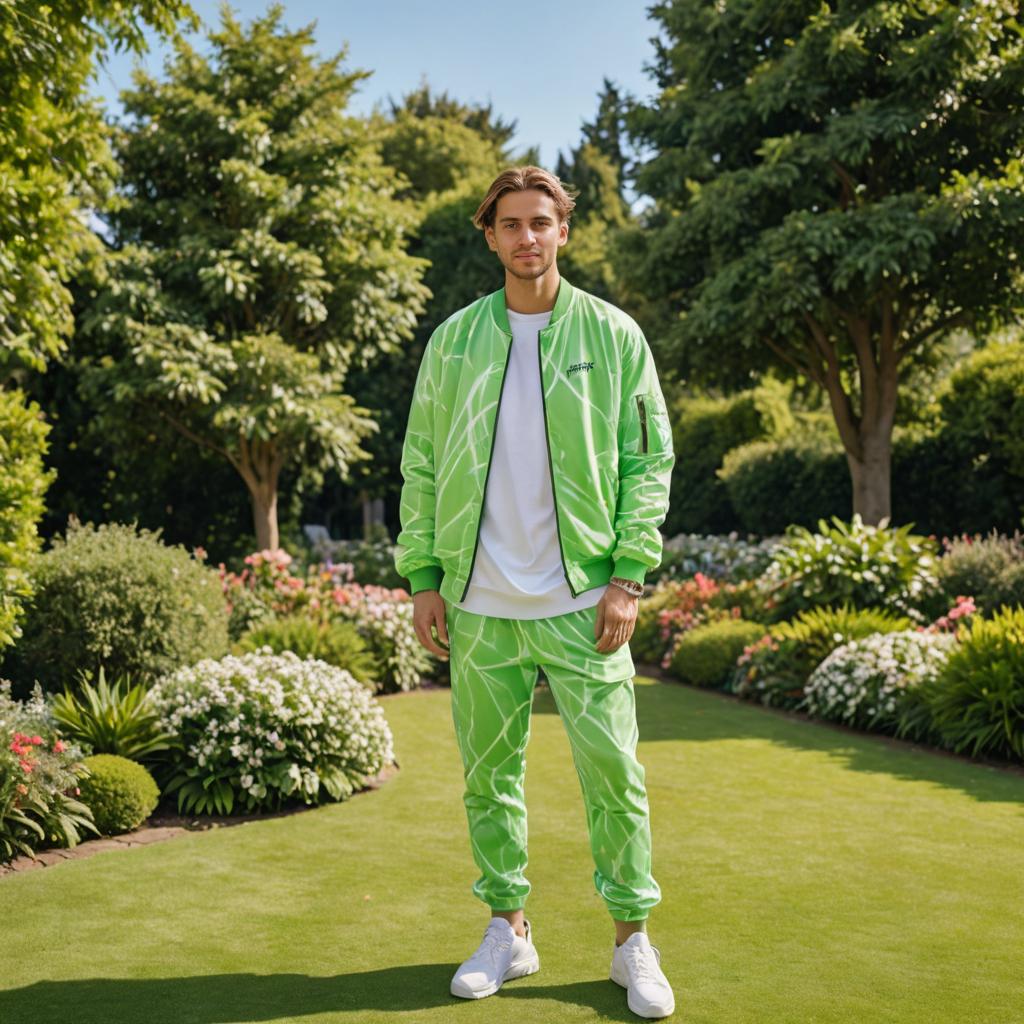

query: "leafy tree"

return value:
[622, 0, 1024, 524]
[338, 84, 522, 538]
[0, 0, 196, 379]
[77, 3, 430, 550]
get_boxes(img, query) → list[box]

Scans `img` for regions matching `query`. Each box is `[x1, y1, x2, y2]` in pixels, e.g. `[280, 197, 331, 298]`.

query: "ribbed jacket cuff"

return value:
[406, 564, 444, 594]
[611, 556, 648, 586]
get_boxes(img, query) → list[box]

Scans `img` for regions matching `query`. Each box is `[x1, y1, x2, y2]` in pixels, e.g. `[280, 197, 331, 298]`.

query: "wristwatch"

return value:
[608, 576, 644, 597]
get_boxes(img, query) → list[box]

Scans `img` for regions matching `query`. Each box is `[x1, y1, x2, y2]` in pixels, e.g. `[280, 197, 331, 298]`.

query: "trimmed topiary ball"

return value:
[77, 753, 161, 835]
[669, 618, 766, 688]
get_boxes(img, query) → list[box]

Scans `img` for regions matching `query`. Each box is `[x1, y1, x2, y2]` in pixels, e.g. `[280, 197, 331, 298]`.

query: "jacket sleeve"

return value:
[393, 329, 445, 594]
[611, 323, 676, 586]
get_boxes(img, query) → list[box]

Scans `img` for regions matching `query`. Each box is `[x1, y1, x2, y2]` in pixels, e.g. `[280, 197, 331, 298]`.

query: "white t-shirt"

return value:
[454, 307, 608, 619]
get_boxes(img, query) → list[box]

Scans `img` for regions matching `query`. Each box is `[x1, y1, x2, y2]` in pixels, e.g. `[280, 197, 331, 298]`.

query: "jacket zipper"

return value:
[537, 330, 577, 597]
[461, 334, 514, 601]
[636, 394, 649, 454]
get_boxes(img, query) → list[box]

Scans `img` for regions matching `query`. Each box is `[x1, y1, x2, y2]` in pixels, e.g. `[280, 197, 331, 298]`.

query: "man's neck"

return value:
[504, 267, 561, 315]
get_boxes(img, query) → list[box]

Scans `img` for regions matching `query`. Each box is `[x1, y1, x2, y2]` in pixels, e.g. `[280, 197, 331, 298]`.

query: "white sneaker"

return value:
[610, 931, 676, 1018]
[450, 916, 540, 999]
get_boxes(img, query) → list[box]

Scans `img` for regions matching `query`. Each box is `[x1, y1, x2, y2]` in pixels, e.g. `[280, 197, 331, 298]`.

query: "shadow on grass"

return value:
[0, 968, 643, 1024]
[531, 669, 1024, 808]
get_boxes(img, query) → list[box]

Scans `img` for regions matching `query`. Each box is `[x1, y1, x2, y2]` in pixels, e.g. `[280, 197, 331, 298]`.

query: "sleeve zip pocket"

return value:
[635, 394, 649, 453]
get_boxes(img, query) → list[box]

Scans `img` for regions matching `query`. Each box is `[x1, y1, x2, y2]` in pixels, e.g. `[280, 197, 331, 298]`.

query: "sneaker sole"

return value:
[609, 965, 675, 1018]
[450, 952, 541, 999]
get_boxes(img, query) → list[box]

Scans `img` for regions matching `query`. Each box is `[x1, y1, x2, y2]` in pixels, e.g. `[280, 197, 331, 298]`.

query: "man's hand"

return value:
[412, 589, 450, 660]
[594, 584, 639, 653]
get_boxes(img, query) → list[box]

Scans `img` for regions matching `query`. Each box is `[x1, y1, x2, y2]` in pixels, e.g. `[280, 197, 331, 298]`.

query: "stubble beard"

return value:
[503, 249, 555, 280]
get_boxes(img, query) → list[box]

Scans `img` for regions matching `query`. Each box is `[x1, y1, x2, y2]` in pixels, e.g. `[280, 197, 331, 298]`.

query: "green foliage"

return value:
[50, 665, 177, 761]
[621, 0, 1024, 522]
[0, 0, 196, 375]
[75, 4, 431, 547]
[0, 680, 98, 864]
[378, 109, 505, 200]
[911, 606, 1024, 762]
[757, 514, 940, 625]
[933, 530, 1024, 619]
[76, 753, 160, 836]
[720, 435, 852, 536]
[666, 388, 768, 535]
[2, 519, 229, 697]
[0, 389, 56, 652]
[234, 614, 378, 686]
[732, 602, 913, 709]
[668, 618, 766, 688]
[939, 341, 1024, 478]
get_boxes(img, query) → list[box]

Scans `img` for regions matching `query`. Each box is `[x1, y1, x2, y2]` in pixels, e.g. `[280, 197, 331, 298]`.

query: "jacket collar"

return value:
[490, 276, 575, 336]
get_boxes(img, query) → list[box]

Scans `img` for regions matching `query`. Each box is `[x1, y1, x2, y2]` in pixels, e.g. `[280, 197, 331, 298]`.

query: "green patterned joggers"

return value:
[445, 597, 662, 923]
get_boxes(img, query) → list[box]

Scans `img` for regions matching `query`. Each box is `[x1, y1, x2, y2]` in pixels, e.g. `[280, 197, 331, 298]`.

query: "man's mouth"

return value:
[516, 253, 540, 259]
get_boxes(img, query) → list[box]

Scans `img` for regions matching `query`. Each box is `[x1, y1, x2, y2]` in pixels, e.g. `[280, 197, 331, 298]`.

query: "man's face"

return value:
[484, 189, 568, 280]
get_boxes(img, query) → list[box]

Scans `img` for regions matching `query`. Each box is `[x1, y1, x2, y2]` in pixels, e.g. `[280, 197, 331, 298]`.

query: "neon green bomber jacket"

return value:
[393, 277, 676, 605]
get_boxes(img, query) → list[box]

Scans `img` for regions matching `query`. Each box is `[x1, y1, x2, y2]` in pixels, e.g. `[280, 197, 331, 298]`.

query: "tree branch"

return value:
[829, 159, 859, 210]
[759, 333, 820, 385]
[158, 407, 241, 475]
[896, 308, 971, 362]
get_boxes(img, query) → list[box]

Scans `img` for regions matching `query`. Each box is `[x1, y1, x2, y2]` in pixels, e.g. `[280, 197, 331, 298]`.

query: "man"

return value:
[393, 165, 676, 1019]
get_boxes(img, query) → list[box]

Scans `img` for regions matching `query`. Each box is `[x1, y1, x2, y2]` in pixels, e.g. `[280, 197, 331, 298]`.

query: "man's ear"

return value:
[484, 225, 497, 251]
[559, 220, 569, 247]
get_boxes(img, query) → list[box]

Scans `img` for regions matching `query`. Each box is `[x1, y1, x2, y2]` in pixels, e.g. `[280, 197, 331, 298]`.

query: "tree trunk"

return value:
[845, 427, 893, 525]
[236, 435, 284, 552]
[800, 304, 900, 527]
[251, 485, 279, 551]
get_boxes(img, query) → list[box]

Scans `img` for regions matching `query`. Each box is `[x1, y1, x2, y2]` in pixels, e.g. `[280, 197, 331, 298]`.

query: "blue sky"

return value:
[89, 0, 665, 171]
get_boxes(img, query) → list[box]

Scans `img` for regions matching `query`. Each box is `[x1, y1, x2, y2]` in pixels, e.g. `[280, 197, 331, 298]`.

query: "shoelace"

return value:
[624, 943, 661, 984]
[472, 925, 514, 968]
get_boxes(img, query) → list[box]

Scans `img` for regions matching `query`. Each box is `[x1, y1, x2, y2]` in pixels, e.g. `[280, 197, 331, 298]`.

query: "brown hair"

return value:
[472, 165, 578, 231]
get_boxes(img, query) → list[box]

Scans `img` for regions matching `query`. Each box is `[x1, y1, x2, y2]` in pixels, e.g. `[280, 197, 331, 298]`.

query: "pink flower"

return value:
[53, 739, 66, 753]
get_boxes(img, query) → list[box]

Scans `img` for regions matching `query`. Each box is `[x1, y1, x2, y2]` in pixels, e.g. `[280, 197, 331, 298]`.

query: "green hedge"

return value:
[0, 389, 56, 653]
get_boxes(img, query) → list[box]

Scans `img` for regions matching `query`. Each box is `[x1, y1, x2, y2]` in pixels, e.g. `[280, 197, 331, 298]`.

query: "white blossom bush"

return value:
[799, 630, 958, 732]
[332, 584, 434, 693]
[148, 648, 395, 815]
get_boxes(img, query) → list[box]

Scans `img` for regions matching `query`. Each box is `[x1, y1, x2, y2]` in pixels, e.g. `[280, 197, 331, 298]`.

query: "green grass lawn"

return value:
[2, 672, 1023, 1024]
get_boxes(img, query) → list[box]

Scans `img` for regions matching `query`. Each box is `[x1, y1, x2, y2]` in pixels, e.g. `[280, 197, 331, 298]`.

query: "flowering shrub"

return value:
[923, 594, 976, 634]
[905, 605, 1024, 762]
[933, 530, 1024, 618]
[799, 631, 958, 732]
[330, 583, 433, 693]
[731, 603, 914, 709]
[218, 548, 435, 691]
[147, 649, 395, 815]
[1, 680, 97, 863]
[657, 531, 782, 584]
[756, 514, 940, 624]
